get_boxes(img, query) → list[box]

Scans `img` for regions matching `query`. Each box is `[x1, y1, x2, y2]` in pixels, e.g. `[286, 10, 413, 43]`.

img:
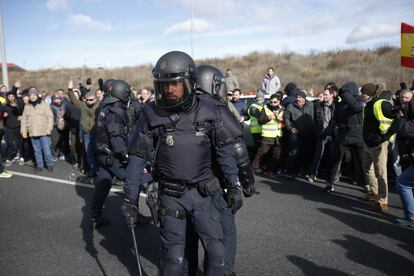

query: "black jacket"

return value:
[362, 97, 394, 147]
[283, 100, 314, 137]
[65, 101, 81, 133]
[333, 82, 364, 145]
[4, 101, 23, 129]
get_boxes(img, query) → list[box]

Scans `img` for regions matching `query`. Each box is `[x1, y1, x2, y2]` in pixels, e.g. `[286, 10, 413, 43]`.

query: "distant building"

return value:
[0, 63, 26, 72]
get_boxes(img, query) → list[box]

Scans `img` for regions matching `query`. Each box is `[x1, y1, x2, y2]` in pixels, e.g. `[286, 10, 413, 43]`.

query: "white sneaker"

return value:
[5, 160, 12, 167]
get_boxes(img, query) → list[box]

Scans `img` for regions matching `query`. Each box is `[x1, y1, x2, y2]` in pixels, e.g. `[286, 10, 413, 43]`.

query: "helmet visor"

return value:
[154, 79, 192, 109]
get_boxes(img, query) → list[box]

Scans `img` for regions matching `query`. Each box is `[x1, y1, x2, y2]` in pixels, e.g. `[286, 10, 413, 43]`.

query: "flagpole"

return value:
[191, 0, 194, 57]
[0, 2, 9, 88]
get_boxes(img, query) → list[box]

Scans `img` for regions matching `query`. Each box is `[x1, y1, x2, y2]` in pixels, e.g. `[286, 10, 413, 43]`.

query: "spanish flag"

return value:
[401, 22, 414, 68]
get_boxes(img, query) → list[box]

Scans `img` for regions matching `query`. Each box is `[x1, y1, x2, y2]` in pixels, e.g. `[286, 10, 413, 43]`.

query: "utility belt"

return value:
[159, 177, 220, 198]
[155, 177, 221, 223]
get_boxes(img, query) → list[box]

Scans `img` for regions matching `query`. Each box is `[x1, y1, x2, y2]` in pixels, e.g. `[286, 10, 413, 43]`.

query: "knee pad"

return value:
[206, 240, 225, 267]
[164, 245, 185, 272]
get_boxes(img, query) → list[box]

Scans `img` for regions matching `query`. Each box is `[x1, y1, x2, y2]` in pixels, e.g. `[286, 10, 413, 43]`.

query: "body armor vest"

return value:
[96, 102, 129, 153]
[145, 96, 217, 183]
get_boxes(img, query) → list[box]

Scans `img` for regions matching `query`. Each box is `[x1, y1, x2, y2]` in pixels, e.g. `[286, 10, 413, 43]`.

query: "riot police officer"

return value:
[121, 51, 243, 276]
[192, 64, 255, 275]
[91, 79, 131, 228]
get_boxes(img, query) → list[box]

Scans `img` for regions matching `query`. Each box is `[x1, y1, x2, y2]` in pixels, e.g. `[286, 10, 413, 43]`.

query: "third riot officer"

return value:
[91, 79, 131, 228]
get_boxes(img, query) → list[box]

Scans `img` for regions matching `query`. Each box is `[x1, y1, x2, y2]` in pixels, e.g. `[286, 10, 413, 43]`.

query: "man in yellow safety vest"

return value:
[247, 91, 265, 150]
[252, 94, 284, 176]
[361, 83, 399, 212]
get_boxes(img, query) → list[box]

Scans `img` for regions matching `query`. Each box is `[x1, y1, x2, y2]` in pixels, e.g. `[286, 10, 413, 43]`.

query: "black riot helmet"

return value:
[108, 80, 132, 103]
[196, 64, 226, 101]
[103, 79, 115, 94]
[152, 51, 197, 109]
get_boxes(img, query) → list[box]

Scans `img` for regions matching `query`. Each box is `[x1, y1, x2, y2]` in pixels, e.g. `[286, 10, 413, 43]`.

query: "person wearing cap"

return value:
[20, 87, 54, 172]
[361, 83, 398, 211]
[50, 93, 70, 161]
[283, 89, 314, 179]
[67, 80, 100, 177]
[247, 91, 265, 151]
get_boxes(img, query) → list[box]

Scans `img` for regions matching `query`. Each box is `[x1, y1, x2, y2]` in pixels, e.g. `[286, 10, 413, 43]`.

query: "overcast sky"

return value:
[2, 0, 412, 70]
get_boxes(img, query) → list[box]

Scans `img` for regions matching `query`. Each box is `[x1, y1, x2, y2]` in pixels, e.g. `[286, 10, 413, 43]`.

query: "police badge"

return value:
[165, 134, 174, 146]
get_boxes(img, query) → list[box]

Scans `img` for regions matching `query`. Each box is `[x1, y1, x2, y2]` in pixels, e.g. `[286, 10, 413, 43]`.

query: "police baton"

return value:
[130, 226, 143, 276]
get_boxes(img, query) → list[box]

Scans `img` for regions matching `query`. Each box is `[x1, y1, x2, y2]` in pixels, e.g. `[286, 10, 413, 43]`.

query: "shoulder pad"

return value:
[194, 94, 222, 123]
[143, 103, 173, 128]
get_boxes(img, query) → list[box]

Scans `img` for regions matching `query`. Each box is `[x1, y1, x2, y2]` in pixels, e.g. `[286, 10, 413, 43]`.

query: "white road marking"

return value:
[8, 170, 147, 197]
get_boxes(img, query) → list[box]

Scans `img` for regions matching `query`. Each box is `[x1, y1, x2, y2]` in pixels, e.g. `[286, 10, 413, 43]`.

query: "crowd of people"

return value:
[0, 79, 154, 177]
[225, 68, 414, 227]
[1, 53, 414, 274]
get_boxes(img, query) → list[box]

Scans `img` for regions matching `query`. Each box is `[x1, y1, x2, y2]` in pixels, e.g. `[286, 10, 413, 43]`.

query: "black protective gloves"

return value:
[226, 182, 243, 214]
[121, 198, 138, 227]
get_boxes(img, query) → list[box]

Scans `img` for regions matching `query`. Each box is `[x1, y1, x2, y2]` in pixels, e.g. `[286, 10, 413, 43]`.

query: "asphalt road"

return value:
[0, 161, 413, 276]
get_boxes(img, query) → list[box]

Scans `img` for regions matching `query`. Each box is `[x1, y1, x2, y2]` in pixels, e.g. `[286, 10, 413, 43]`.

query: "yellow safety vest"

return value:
[373, 99, 395, 142]
[261, 106, 283, 138]
[248, 103, 263, 134]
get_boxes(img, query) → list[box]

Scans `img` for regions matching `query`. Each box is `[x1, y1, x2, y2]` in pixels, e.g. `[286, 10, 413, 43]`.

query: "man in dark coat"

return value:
[283, 90, 314, 178]
[326, 82, 366, 192]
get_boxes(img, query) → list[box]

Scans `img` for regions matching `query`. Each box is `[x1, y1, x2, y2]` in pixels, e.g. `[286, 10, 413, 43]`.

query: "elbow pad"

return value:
[214, 106, 243, 146]
[234, 142, 255, 196]
[127, 116, 154, 161]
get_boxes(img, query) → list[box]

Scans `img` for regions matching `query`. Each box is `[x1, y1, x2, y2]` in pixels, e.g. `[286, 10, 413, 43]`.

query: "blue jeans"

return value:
[83, 133, 96, 174]
[396, 164, 414, 220]
[31, 136, 53, 168]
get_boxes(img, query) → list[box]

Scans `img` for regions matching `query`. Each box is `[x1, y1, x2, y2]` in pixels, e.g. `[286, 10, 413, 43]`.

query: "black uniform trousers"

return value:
[160, 187, 225, 276]
[91, 154, 127, 215]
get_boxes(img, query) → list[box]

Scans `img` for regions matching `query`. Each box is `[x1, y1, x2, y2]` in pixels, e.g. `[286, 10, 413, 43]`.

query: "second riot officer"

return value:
[192, 64, 256, 275]
[121, 51, 243, 276]
[91, 79, 131, 228]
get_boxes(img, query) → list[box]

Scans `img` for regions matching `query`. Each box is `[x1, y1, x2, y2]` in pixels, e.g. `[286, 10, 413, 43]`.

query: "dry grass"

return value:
[7, 46, 413, 94]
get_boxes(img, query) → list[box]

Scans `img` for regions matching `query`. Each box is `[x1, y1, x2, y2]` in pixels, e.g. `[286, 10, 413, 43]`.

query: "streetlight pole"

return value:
[190, 0, 194, 57]
[0, 2, 9, 88]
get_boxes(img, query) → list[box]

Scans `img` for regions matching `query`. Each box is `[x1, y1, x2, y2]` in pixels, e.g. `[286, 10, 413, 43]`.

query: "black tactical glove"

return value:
[226, 182, 243, 214]
[118, 152, 129, 166]
[238, 164, 256, 197]
[121, 198, 138, 227]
